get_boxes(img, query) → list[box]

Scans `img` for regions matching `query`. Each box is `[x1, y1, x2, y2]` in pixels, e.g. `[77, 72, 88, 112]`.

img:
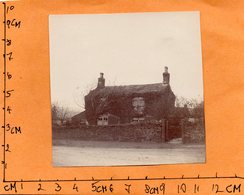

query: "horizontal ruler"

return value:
[0, 176, 243, 194]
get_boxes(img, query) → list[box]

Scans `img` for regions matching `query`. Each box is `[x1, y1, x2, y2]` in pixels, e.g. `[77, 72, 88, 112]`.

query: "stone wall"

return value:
[182, 118, 205, 144]
[53, 122, 164, 143]
[53, 118, 205, 144]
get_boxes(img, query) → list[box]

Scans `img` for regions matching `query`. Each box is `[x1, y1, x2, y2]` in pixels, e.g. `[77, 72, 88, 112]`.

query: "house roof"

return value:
[98, 113, 120, 119]
[71, 111, 86, 120]
[87, 83, 172, 97]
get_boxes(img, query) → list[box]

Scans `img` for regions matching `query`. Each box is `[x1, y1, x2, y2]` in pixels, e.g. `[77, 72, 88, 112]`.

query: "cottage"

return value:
[97, 113, 120, 126]
[85, 67, 176, 125]
[71, 111, 87, 127]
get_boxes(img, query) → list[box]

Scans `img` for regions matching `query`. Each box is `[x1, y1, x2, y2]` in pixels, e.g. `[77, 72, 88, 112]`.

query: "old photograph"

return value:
[49, 12, 205, 166]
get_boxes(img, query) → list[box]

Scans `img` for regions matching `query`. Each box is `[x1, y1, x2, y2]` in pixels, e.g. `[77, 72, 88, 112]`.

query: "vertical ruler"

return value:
[0, 1, 243, 194]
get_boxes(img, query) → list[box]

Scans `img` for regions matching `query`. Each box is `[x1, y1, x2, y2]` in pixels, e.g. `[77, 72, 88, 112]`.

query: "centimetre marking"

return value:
[2, 1, 7, 182]
[0, 2, 243, 186]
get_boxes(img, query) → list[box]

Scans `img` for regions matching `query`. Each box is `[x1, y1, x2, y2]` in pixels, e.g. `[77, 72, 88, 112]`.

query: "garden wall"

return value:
[182, 118, 205, 143]
[53, 122, 164, 143]
[53, 118, 205, 144]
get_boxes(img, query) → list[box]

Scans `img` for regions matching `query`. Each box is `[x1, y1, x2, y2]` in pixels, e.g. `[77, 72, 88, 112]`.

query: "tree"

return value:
[175, 96, 204, 118]
[51, 102, 71, 126]
[191, 100, 204, 118]
[72, 78, 119, 111]
[58, 106, 69, 125]
[51, 104, 58, 120]
[72, 81, 97, 110]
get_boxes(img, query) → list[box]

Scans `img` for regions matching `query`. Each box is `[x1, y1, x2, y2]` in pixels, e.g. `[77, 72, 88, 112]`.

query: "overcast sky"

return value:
[49, 12, 203, 112]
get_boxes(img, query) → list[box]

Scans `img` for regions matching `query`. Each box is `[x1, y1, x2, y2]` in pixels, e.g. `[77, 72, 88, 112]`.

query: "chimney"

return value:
[163, 66, 170, 85]
[97, 72, 105, 89]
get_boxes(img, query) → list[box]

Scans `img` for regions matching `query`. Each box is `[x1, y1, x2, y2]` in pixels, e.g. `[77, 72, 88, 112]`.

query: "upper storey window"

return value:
[132, 97, 145, 114]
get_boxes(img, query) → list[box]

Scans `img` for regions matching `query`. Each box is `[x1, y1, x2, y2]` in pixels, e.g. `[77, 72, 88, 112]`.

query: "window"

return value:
[132, 97, 145, 114]
[132, 117, 145, 123]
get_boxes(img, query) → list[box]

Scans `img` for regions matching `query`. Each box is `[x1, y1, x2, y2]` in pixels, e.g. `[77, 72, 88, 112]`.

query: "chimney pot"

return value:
[163, 66, 170, 85]
[97, 73, 105, 89]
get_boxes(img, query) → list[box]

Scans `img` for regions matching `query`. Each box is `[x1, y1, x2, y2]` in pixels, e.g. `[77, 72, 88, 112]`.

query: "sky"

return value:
[49, 12, 203, 113]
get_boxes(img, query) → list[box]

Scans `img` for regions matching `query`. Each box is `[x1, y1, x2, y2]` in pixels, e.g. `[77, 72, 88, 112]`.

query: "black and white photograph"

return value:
[49, 12, 205, 166]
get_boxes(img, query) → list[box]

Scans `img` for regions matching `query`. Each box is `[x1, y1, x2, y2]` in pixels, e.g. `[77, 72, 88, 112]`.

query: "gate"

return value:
[164, 118, 182, 142]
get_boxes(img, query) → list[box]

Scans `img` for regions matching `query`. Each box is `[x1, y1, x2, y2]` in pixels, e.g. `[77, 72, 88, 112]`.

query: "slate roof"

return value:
[87, 83, 172, 97]
[71, 111, 86, 120]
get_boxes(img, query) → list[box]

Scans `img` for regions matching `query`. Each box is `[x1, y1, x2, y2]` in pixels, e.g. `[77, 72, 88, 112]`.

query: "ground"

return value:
[52, 139, 205, 166]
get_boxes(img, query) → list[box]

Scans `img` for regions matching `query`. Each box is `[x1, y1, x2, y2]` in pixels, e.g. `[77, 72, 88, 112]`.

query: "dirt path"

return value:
[52, 139, 205, 166]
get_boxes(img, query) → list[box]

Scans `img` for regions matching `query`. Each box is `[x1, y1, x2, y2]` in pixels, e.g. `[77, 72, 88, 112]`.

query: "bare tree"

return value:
[51, 103, 59, 120]
[72, 78, 119, 110]
[175, 96, 204, 118]
[51, 102, 71, 126]
[72, 81, 97, 110]
[58, 106, 69, 125]
[175, 96, 200, 108]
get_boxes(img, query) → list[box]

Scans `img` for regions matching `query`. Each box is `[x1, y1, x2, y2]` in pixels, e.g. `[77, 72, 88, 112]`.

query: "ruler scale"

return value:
[2, 1, 7, 183]
[1, 1, 244, 194]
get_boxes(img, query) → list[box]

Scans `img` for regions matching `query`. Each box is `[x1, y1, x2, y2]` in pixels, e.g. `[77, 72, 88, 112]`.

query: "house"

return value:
[97, 113, 120, 126]
[85, 67, 176, 125]
[71, 111, 87, 127]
